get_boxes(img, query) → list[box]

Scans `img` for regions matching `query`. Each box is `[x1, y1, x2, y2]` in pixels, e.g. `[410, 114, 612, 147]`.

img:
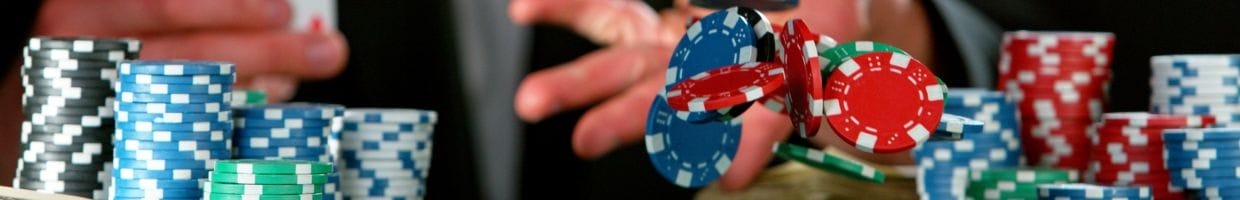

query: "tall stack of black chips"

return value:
[14, 37, 139, 199]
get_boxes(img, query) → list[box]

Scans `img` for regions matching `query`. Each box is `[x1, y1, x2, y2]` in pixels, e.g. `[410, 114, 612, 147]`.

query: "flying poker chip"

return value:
[666, 62, 785, 112]
[772, 142, 885, 183]
[643, 91, 741, 188]
[820, 41, 908, 73]
[665, 7, 757, 123]
[932, 113, 985, 141]
[778, 19, 825, 138]
[824, 51, 945, 153]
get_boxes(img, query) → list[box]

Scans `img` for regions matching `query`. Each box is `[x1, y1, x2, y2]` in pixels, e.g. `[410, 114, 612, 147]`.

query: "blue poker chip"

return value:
[931, 114, 985, 140]
[114, 149, 231, 160]
[115, 139, 230, 151]
[1163, 128, 1240, 141]
[117, 110, 231, 122]
[114, 158, 213, 170]
[119, 60, 233, 75]
[340, 159, 420, 170]
[1150, 104, 1240, 116]
[339, 139, 425, 151]
[1152, 95, 1240, 105]
[1202, 186, 1240, 197]
[235, 118, 334, 128]
[117, 121, 232, 131]
[117, 74, 235, 84]
[678, 102, 754, 124]
[236, 147, 328, 157]
[112, 178, 204, 189]
[234, 103, 345, 119]
[112, 187, 204, 198]
[342, 122, 428, 132]
[118, 91, 231, 103]
[236, 127, 332, 138]
[115, 83, 231, 94]
[1175, 167, 1240, 178]
[1169, 175, 1240, 188]
[114, 168, 210, 180]
[644, 91, 741, 188]
[115, 102, 229, 113]
[340, 150, 420, 160]
[115, 129, 229, 142]
[340, 168, 422, 179]
[1153, 85, 1240, 96]
[1165, 157, 1240, 169]
[665, 8, 756, 123]
[340, 186, 420, 197]
[235, 136, 326, 148]
[343, 108, 438, 124]
[339, 131, 424, 141]
[1165, 141, 1240, 151]
[1036, 183, 1150, 199]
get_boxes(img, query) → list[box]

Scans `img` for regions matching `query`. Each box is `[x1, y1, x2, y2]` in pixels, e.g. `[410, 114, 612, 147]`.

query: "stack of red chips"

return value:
[998, 31, 1115, 173]
[1087, 112, 1212, 200]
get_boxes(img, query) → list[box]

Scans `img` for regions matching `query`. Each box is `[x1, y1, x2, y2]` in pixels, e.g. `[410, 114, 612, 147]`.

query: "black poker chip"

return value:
[21, 67, 116, 79]
[19, 151, 110, 164]
[22, 77, 114, 88]
[26, 113, 114, 126]
[14, 183, 101, 198]
[23, 105, 112, 117]
[18, 159, 107, 171]
[22, 122, 114, 135]
[23, 87, 115, 98]
[22, 140, 109, 153]
[24, 57, 120, 70]
[22, 132, 111, 145]
[25, 48, 135, 61]
[27, 36, 141, 53]
[23, 96, 114, 107]
[14, 179, 105, 191]
[18, 168, 105, 182]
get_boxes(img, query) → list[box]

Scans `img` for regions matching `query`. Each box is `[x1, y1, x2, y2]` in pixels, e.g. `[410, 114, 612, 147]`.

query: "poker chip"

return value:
[778, 19, 826, 138]
[824, 51, 943, 153]
[237, 147, 329, 157]
[114, 129, 228, 142]
[208, 171, 328, 185]
[234, 103, 346, 119]
[111, 187, 203, 198]
[771, 142, 884, 183]
[115, 121, 234, 132]
[21, 67, 116, 80]
[23, 104, 113, 117]
[203, 161, 333, 200]
[339, 108, 435, 199]
[236, 118, 334, 128]
[1037, 183, 1151, 199]
[118, 92, 232, 103]
[204, 193, 323, 200]
[114, 168, 210, 180]
[237, 127, 333, 138]
[116, 110, 231, 122]
[819, 41, 908, 74]
[113, 159, 214, 170]
[28, 37, 140, 53]
[931, 114, 985, 141]
[25, 96, 113, 108]
[964, 168, 1077, 200]
[1090, 113, 1206, 199]
[24, 48, 130, 61]
[112, 178, 204, 189]
[117, 74, 235, 85]
[114, 139, 231, 151]
[23, 77, 113, 88]
[342, 108, 438, 124]
[120, 60, 234, 75]
[643, 91, 739, 188]
[18, 168, 105, 182]
[665, 62, 785, 112]
[23, 140, 105, 153]
[113, 149, 232, 160]
[15, 179, 105, 191]
[214, 159, 335, 175]
[27, 113, 111, 127]
[665, 7, 758, 123]
[115, 83, 231, 94]
[115, 102, 228, 113]
[205, 182, 325, 195]
[232, 103, 340, 162]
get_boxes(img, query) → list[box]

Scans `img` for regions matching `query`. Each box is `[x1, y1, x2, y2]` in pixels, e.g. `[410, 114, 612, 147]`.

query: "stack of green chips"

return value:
[966, 168, 1078, 200]
[230, 90, 267, 106]
[204, 159, 333, 200]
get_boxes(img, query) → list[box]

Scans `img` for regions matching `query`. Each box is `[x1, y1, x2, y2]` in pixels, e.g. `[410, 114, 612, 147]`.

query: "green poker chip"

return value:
[772, 142, 886, 183]
[232, 90, 267, 106]
[213, 159, 333, 175]
[969, 168, 1077, 183]
[205, 181, 325, 195]
[209, 171, 328, 184]
[206, 192, 323, 200]
[819, 41, 908, 74]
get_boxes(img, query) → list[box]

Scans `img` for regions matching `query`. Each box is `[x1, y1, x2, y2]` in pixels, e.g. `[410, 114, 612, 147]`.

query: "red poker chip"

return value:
[1090, 126, 1168, 147]
[1013, 98, 1104, 119]
[666, 62, 786, 112]
[1101, 112, 1216, 128]
[822, 50, 944, 153]
[757, 84, 789, 115]
[1090, 171, 1172, 184]
[777, 19, 824, 138]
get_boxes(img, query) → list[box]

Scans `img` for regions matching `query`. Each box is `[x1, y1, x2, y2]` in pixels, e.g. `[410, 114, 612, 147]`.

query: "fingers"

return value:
[510, 0, 660, 44]
[38, 0, 290, 35]
[570, 77, 663, 159]
[717, 106, 793, 191]
[514, 44, 670, 122]
[140, 30, 348, 81]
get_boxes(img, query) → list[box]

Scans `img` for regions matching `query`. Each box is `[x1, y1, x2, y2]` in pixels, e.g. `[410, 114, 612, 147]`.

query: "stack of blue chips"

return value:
[1149, 54, 1240, 127]
[232, 103, 344, 200]
[339, 108, 436, 200]
[913, 88, 1023, 200]
[110, 60, 235, 199]
[1162, 128, 1240, 199]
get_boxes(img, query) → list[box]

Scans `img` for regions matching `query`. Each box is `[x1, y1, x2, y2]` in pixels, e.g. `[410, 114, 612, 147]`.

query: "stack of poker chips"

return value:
[965, 168, 1077, 199]
[204, 159, 331, 199]
[340, 108, 437, 199]
[1149, 55, 1240, 127]
[110, 60, 235, 199]
[15, 37, 139, 199]
[232, 103, 344, 200]
[913, 89, 1022, 200]
[998, 31, 1115, 173]
[1087, 112, 1207, 199]
[1162, 128, 1240, 199]
[1036, 183, 1151, 200]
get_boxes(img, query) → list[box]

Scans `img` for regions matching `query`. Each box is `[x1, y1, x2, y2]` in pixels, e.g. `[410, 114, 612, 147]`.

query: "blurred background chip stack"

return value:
[1149, 54, 1240, 127]
[14, 37, 139, 199]
[912, 89, 1023, 200]
[232, 103, 344, 200]
[998, 31, 1115, 173]
[339, 108, 437, 200]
